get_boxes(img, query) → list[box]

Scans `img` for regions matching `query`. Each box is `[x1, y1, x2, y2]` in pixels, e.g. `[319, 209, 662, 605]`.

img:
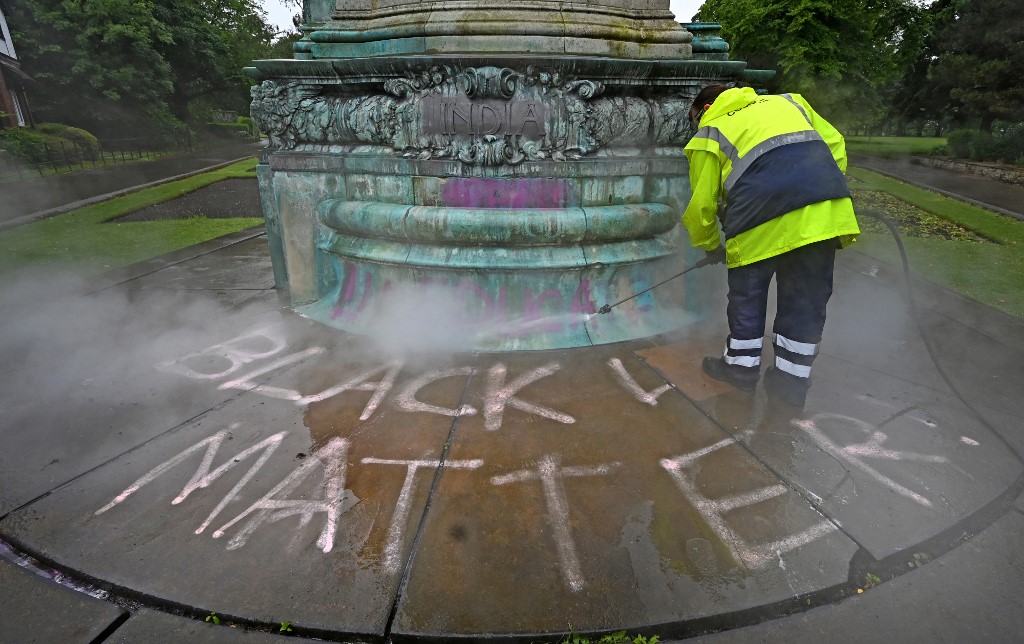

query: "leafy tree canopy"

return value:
[930, 0, 1024, 131]
[889, 0, 951, 132]
[698, 0, 930, 131]
[7, 0, 279, 137]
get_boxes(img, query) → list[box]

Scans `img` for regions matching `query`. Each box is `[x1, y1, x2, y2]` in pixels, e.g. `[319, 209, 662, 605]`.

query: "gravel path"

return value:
[112, 178, 261, 221]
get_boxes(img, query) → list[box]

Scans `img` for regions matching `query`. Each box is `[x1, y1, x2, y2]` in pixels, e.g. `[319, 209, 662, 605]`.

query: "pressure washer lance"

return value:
[596, 253, 720, 314]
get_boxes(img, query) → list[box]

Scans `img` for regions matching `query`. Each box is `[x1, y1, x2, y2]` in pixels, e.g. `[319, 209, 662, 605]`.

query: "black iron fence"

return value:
[0, 129, 260, 181]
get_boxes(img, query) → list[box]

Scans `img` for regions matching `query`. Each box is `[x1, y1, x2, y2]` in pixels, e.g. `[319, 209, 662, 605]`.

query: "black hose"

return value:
[856, 208, 1023, 464]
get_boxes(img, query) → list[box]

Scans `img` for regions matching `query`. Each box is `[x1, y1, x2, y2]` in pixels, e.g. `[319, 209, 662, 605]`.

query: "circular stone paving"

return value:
[0, 237, 1020, 641]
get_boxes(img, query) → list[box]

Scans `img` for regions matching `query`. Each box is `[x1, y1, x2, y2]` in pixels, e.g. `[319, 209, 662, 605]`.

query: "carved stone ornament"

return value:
[250, 66, 692, 163]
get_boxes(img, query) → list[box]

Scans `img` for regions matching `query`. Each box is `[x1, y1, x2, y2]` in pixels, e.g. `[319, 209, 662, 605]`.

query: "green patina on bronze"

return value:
[686, 22, 731, 61]
[248, 2, 773, 350]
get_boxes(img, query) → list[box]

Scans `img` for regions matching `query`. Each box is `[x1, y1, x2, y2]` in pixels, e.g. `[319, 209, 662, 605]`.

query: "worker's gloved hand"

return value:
[703, 247, 726, 265]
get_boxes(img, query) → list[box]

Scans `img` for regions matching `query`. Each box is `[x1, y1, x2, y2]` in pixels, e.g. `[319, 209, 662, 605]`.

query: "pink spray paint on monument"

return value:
[442, 178, 577, 209]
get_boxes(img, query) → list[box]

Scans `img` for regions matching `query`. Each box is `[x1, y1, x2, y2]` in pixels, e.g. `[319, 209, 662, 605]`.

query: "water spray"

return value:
[856, 208, 1024, 463]
[597, 254, 720, 314]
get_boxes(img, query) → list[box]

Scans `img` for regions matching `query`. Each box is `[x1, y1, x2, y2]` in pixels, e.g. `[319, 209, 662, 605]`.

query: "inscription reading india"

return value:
[421, 97, 546, 137]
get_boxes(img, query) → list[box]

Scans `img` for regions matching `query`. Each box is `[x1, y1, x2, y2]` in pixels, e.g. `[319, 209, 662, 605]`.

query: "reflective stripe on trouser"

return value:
[723, 334, 763, 368]
[726, 239, 836, 380]
[773, 333, 817, 378]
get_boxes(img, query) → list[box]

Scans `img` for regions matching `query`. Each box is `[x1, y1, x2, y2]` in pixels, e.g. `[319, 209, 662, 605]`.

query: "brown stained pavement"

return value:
[0, 229, 1022, 642]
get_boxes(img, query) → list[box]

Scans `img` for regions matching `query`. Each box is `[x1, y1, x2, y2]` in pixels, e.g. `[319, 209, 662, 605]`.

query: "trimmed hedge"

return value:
[945, 125, 1024, 164]
[0, 124, 101, 163]
[35, 123, 101, 154]
[0, 127, 44, 161]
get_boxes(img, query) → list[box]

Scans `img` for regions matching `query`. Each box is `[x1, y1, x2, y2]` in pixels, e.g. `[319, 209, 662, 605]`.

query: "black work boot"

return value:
[764, 366, 810, 408]
[701, 356, 760, 391]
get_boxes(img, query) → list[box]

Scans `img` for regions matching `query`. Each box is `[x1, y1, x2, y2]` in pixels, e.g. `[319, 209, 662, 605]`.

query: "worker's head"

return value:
[689, 83, 733, 127]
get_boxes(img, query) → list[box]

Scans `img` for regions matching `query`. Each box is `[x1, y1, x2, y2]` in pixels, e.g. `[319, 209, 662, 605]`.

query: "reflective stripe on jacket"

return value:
[682, 87, 860, 268]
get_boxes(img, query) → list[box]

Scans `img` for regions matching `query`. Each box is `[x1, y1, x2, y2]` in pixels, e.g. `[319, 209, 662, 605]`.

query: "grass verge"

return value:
[849, 166, 1024, 319]
[0, 158, 263, 275]
[847, 136, 946, 158]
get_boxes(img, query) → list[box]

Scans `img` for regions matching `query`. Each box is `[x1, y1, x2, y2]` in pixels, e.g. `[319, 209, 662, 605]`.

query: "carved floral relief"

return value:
[250, 65, 691, 165]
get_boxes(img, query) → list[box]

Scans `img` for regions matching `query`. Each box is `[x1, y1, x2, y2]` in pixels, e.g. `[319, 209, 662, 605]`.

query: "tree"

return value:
[697, 0, 929, 132]
[6, 0, 176, 135]
[267, 32, 304, 60]
[7, 0, 277, 137]
[890, 0, 958, 135]
[930, 0, 1024, 131]
[154, 0, 277, 121]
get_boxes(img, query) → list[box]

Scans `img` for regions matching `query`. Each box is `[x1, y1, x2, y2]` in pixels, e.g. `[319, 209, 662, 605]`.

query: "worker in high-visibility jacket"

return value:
[682, 83, 860, 407]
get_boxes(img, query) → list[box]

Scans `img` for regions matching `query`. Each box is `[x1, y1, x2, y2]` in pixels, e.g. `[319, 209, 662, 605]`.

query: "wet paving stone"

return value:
[0, 238, 1021, 640]
[0, 559, 125, 643]
[700, 510, 1024, 643]
[109, 609, 297, 643]
[123, 236, 275, 292]
[0, 330, 480, 638]
[393, 346, 858, 637]
[639, 339, 1022, 561]
[0, 310, 271, 516]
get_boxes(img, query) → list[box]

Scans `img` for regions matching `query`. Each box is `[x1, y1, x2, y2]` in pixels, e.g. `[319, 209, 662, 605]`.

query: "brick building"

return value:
[0, 2, 32, 129]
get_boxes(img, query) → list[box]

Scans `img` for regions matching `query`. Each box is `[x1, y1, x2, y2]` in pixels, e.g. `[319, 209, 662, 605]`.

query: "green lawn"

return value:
[849, 166, 1024, 319]
[0, 158, 264, 275]
[847, 136, 947, 158]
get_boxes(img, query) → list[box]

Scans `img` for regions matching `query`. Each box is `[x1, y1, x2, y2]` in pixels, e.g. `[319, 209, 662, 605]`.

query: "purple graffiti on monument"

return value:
[441, 178, 576, 209]
[329, 263, 600, 337]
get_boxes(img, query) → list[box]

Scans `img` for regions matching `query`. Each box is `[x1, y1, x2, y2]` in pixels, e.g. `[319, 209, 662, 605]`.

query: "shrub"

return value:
[945, 129, 977, 158]
[0, 126, 103, 164]
[0, 148, 29, 174]
[35, 123, 100, 149]
[944, 126, 1024, 163]
[969, 130, 1001, 161]
[0, 127, 48, 162]
[997, 123, 1024, 164]
[35, 123, 101, 160]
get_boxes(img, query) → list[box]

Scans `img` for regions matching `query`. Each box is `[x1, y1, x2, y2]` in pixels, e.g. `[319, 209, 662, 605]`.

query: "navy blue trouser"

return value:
[722, 239, 836, 380]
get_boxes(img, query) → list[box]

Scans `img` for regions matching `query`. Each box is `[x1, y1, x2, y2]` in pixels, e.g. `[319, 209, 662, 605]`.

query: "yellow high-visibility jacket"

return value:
[682, 87, 860, 268]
